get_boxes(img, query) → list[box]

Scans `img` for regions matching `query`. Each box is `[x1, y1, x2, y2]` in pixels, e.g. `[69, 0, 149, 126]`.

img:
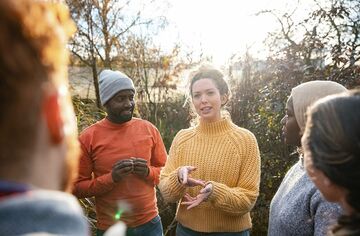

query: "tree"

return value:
[116, 34, 197, 123]
[261, 0, 360, 75]
[66, 0, 167, 107]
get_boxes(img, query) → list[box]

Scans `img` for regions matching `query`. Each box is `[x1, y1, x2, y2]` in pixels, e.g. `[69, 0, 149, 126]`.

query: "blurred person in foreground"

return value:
[268, 81, 346, 236]
[159, 65, 261, 235]
[73, 69, 167, 236]
[302, 89, 360, 236]
[0, 0, 89, 235]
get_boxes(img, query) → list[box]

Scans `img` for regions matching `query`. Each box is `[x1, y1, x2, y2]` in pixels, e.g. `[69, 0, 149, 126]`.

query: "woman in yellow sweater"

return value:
[158, 65, 261, 235]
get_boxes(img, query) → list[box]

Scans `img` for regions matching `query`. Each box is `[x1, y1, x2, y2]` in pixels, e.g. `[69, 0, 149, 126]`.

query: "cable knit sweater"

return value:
[158, 118, 261, 232]
[268, 159, 342, 236]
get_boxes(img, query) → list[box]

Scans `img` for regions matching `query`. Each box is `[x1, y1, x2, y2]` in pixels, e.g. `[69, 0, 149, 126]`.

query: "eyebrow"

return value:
[193, 88, 216, 94]
[115, 94, 133, 98]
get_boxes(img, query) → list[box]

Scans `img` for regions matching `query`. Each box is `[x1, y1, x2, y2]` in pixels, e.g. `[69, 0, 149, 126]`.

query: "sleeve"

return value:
[207, 133, 261, 216]
[158, 131, 187, 203]
[145, 126, 168, 185]
[311, 190, 342, 236]
[72, 137, 116, 198]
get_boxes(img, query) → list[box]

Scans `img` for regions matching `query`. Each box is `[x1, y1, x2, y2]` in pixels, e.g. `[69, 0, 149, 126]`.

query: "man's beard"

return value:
[114, 113, 133, 123]
[108, 107, 134, 124]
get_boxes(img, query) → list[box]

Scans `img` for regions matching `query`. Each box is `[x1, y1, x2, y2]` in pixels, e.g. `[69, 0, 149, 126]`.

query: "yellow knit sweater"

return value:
[159, 118, 261, 232]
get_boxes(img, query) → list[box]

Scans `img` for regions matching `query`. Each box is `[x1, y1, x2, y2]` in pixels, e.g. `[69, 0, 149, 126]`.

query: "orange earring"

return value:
[43, 93, 64, 144]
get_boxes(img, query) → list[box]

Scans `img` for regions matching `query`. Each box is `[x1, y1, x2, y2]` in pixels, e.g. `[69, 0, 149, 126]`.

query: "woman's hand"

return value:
[181, 183, 213, 210]
[178, 166, 205, 187]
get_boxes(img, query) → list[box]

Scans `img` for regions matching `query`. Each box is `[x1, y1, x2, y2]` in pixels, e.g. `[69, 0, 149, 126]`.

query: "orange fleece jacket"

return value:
[73, 118, 167, 230]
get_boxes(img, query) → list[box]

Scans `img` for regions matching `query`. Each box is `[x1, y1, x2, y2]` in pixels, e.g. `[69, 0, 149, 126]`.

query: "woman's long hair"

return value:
[302, 90, 360, 235]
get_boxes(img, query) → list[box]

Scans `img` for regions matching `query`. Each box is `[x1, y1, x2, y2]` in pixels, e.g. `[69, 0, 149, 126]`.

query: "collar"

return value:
[0, 181, 30, 199]
[197, 117, 233, 136]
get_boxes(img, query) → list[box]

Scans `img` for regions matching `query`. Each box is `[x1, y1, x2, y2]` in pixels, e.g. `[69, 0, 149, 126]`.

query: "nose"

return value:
[124, 98, 132, 108]
[200, 94, 208, 104]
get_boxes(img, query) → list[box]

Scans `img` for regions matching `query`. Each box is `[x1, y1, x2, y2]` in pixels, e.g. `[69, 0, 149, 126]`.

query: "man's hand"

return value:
[111, 159, 134, 182]
[131, 157, 149, 178]
[181, 183, 213, 210]
[178, 166, 205, 187]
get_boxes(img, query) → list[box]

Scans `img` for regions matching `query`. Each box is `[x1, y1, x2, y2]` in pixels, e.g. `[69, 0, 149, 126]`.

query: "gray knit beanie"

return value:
[98, 69, 135, 106]
[291, 80, 347, 134]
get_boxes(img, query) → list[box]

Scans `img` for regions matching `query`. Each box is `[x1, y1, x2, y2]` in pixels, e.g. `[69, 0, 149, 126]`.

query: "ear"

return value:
[323, 175, 332, 187]
[221, 94, 228, 106]
[42, 92, 64, 144]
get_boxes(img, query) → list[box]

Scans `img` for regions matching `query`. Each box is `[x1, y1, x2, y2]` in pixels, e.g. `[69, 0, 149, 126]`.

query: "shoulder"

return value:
[227, 123, 259, 149]
[80, 118, 105, 137]
[310, 189, 342, 214]
[132, 117, 157, 129]
[0, 190, 89, 235]
[175, 127, 196, 142]
[131, 118, 163, 137]
[10, 190, 84, 213]
[231, 124, 257, 140]
[169, 127, 196, 149]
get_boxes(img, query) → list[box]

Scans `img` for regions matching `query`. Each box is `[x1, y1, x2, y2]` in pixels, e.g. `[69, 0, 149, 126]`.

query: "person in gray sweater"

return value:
[0, 190, 88, 235]
[268, 81, 346, 236]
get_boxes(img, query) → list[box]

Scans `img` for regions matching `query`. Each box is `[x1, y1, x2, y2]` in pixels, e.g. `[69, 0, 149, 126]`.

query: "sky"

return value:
[151, 0, 315, 66]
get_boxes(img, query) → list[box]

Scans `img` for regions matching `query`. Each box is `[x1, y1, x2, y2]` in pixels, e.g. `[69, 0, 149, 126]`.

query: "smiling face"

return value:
[105, 89, 135, 124]
[281, 96, 301, 146]
[191, 78, 227, 123]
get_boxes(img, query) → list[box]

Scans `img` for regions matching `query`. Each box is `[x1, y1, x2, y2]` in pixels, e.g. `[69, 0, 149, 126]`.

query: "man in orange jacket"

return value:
[73, 69, 167, 236]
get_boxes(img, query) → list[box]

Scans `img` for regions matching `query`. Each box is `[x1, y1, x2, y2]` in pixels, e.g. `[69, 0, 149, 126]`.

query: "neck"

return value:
[0, 154, 62, 191]
[197, 117, 232, 136]
[106, 115, 131, 124]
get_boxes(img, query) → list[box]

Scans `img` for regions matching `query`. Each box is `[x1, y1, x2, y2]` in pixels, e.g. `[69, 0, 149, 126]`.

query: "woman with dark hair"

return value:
[302, 89, 360, 236]
[268, 81, 346, 236]
[159, 65, 261, 235]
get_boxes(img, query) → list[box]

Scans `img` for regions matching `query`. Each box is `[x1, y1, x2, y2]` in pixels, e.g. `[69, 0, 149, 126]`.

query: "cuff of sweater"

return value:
[160, 167, 186, 203]
[99, 172, 116, 187]
[207, 181, 227, 203]
[145, 166, 156, 184]
[169, 167, 186, 193]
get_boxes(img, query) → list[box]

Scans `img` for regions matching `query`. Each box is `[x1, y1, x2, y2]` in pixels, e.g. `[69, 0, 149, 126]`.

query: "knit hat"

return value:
[98, 69, 135, 106]
[291, 80, 347, 134]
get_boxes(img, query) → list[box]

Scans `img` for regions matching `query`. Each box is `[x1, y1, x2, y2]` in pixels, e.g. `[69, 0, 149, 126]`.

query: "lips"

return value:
[200, 106, 212, 113]
[121, 110, 132, 115]
[119, 107, 134, 116]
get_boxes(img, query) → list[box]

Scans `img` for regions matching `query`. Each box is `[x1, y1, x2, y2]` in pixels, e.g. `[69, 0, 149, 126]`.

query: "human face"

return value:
[281, 96, 301, 146]
[191, 78, 226, 123]
[105, 90, 135, 124]
[303, 147, 345, 203]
